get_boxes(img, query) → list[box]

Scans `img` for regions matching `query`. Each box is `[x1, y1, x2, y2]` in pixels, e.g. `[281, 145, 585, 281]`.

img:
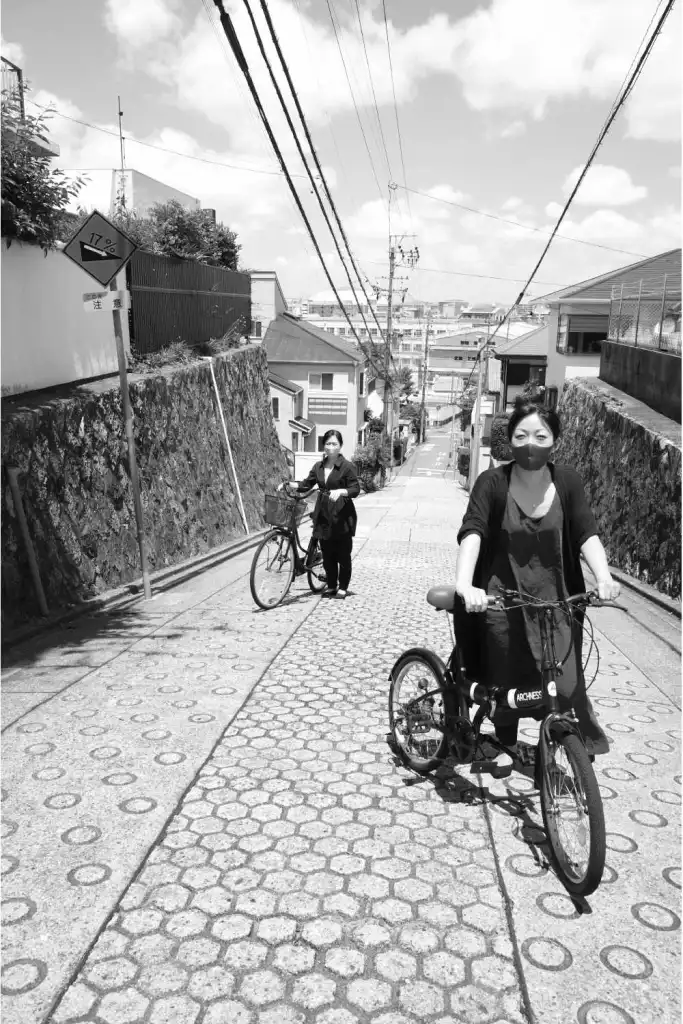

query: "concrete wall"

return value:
[250, 272, 287, 343]
[599, 340, 681, 423]
[1, 241, 129, 397]
[555, 377, 681, 599]
[2, 346, 288, 630]
[62, 169, 200, 219]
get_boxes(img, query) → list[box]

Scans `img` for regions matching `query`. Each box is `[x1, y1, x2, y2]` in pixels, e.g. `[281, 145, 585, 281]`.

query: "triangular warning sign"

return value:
[79, 242, 116, 263]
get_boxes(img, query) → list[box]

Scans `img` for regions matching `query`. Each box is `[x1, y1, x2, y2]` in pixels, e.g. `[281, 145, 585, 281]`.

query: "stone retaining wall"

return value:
[2, 345, 287, 630]
[555, 377, 681, 599]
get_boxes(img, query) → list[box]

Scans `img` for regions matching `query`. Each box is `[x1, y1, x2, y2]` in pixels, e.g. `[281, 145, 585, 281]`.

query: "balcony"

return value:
[601, 275, 681, 422]
[2, 56, 60, 158]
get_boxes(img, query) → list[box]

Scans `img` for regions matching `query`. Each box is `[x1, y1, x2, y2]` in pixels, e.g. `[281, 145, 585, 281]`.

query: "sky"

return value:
[3, 0, 681, 305]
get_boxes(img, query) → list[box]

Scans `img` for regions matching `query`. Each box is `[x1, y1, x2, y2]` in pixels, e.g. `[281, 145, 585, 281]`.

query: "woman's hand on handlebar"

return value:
[456, 584, 490, 614]
[278, 481, 298, 495]
[595, 577, 621, 602]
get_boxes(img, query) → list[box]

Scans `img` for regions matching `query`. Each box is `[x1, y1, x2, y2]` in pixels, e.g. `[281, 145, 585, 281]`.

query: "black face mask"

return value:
[512, 443, 553, 471]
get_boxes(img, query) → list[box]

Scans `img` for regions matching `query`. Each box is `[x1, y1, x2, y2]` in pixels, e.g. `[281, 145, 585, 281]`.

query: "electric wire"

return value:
[351, 0, 393, 181]
[394, 185, 648, 259]
[381, 0, 413, 231]
[256, 0, 392, 359]
[324, 0, 387, 212]
[457, 0, 676, 359]
[240, 0, 384, 375]
[210, 0, 386, 379]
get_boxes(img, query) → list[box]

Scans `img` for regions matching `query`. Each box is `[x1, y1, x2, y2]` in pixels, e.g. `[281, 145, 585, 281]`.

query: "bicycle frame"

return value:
[270, 504, 323, 579]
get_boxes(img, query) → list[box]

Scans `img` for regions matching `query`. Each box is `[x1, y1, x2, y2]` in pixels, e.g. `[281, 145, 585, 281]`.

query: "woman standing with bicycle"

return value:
[283, 430, 360, 599]
[454, 398, 620, 768]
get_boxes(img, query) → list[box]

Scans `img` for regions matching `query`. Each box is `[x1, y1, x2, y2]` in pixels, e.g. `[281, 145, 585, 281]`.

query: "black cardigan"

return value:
[296, 454, 360, 539]
[455, 462, 598, 676]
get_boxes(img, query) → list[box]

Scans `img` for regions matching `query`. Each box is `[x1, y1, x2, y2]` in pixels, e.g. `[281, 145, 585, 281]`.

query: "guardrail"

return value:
[608, 276, 681, 355]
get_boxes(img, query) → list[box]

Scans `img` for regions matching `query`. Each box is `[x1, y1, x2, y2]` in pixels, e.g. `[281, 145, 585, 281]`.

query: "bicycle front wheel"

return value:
[250, 531, 295, 609]
[540, 730, 605, 897]
[305, 538, 326, 593]
[389, 648, 449, 773]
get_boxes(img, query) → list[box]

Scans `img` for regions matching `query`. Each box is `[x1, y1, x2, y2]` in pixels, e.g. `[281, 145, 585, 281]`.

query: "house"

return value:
[263, 312, 369, 475]
[268, 371, 314, 456]
[457, 303, 507, 325]
[493, 324, 549, 411]
[250, 270, 288, 343]
[535, 249, 681, 393]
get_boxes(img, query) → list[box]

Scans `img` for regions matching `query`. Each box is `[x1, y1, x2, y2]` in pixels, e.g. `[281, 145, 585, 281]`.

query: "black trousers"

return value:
[320, 535, 353, 590]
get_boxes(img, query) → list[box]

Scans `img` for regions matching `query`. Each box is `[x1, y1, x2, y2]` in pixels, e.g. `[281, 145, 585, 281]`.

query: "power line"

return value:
[324, 0, 387, 212]
[394, 184, 648, 259]
[32, 102, 306, 179]
[381, 0, 412, 231]
[256, 0, 391, 356]
[363, 260, 562, 287]
[474, 0, 676, 358]
[351, 0, 393, 181]
[210, 0, 386, 379]
[239, 0, 380, 368]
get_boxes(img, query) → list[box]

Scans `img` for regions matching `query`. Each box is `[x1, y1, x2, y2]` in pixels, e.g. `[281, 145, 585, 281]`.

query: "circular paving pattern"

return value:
[1, 820, 18, 839]
[24, 742, 55, 756]
[536, 893, 581, 920]
[79, 725, 109, 737]
[44, 793, 82, 811]
[605, 833, 638, 854]
[155, 752, 187, 765]
[102, 772, 138, 787]
[577, 1000, 635, 1024]
[1, 958, 48, 995]
[521, 936, 573, 971]
[645, 739, 673, 752]
[631, 902, 680, 931]
[189, 714, 216, 723]
[118, 798, 158, 815]
[662, 867, 681, 889]
[1, 897, 37, 925]
[142, 729, 171, 741]
[599, 945, 653, 980]
[602, 767, 636, 782]
[60, 825, 102, 846]
[66, 863, 112, 887]
[16, 723, 46, 734]
[89, 746, 122, 761]
[1, 855, 19, 877]
[626, 753, 657, 766]
[131, 713, 158, 723]
[32, 767, 65, 782]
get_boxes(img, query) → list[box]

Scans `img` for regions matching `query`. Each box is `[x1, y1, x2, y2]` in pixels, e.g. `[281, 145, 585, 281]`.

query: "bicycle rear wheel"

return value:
[388, 648, 449, 773]
[305, 538, 326, 593]
[250, 531, 295, 609]
[540, 730, 605, 897]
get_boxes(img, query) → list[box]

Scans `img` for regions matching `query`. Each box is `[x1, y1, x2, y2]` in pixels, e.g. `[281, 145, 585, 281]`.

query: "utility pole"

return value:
[449, 369, 457, 470]
[468, 338, 492, 491]
[418, 315, 432, 444]
[116, 96, 126, 214]
[382, 242, 395, 435]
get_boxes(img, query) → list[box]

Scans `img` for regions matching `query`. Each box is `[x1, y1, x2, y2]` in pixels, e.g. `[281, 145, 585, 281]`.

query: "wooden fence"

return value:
[127, 250, 251, 355]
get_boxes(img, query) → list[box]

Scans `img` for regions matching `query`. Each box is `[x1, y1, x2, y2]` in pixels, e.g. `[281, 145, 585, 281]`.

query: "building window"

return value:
[557, 314, 607, 354]
[338, 328, 346, 335]
[272, 396, 280, 420]
[309, 372, 334, 390]
[318, 436, 326, 452]
[291, 432, 299, 451]
[358, 370, 366, 397]
[253, 321, 262, 338]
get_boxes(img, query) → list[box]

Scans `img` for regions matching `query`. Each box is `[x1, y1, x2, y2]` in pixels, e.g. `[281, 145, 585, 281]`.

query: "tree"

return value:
[522, 377, 546, 404]
[2, 98, 84, 252]
[395, 365, 417, 403]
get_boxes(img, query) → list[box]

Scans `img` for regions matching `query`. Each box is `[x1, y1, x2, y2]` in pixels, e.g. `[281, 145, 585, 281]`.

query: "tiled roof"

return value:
[268, 371, 302, 394]
[533, 249, 681, 305]
[264, 313, 363, 364]
[494, 324, 549, 358]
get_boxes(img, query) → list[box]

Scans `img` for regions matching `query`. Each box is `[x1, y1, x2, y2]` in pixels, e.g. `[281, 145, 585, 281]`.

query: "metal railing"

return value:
[1, 57, 24, 118]
[608, 275, 681, 355]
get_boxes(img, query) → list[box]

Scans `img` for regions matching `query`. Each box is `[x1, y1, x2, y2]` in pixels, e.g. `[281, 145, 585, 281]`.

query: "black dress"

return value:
[484, 490, 609, 756]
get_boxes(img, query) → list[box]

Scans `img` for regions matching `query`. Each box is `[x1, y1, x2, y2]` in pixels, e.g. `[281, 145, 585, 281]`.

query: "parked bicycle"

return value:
[250, 490, 326, 609]
[388, 584, 625, 897]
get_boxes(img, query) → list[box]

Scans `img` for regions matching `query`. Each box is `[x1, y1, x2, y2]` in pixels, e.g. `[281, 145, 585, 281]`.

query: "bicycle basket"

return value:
[264, 494, 296, 527]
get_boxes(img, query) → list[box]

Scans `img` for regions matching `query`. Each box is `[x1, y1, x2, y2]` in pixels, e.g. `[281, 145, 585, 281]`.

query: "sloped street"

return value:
[2, 430, 680, 1024]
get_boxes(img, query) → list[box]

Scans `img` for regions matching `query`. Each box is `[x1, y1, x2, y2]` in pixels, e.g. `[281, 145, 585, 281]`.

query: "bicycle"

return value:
[388, 584, 624, 897]
[249, 490, 326, 609]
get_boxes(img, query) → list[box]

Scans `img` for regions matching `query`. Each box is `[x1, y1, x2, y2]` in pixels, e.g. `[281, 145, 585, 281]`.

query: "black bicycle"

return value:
[250, 490, 326, 609]
[388, 584, 624, 897]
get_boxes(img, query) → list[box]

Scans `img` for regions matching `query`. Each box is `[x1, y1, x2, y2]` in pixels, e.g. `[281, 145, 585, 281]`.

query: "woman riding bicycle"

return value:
[454, 398, 620, 768]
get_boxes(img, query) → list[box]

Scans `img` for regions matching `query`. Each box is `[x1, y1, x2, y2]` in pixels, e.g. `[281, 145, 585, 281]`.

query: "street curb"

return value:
[2, 528, 269, 653]
[581, 556, 681, 619]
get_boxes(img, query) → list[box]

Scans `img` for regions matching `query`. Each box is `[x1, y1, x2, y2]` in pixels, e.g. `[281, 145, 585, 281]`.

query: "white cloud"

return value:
[562, 164, 648, 206]
[500, 120, 526, 139]
[501, 196, 524, 211]
[451, 0, 681, 141]
[104, 0, 182, 49]
[1, 36, 24, 67]
[545, 201, 563, 218]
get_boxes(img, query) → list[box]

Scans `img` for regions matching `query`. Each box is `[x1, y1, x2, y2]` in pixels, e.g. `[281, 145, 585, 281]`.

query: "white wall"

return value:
[1, 241, 130, 397]
[545, 305, 602, 390]
[251, 272, 287, 342]
[62, 169, 200, 218]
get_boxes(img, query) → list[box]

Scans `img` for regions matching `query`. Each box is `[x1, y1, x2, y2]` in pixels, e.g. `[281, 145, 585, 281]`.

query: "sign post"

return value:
[64, 211, 151, 600]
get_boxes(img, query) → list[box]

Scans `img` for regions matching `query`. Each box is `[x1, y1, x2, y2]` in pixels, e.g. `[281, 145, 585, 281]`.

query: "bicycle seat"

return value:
[427, 585, 457, 611]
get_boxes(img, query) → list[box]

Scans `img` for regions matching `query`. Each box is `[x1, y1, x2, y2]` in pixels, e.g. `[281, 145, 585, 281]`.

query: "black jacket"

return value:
[455, 462, 598, 677]
[296, 454, 360, 540]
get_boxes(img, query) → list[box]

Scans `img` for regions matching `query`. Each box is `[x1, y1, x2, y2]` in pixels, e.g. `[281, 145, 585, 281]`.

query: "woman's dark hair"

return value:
[507, 397, 561, 442]
[322, 429, 343, 447]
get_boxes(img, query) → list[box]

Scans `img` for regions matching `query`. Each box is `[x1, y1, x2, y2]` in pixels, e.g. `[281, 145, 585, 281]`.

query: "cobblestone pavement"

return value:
[2, 434, 681, 1024]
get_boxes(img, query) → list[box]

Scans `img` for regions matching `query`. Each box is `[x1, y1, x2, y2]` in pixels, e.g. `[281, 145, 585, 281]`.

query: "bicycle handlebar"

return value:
[486, 589, 627, 612]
